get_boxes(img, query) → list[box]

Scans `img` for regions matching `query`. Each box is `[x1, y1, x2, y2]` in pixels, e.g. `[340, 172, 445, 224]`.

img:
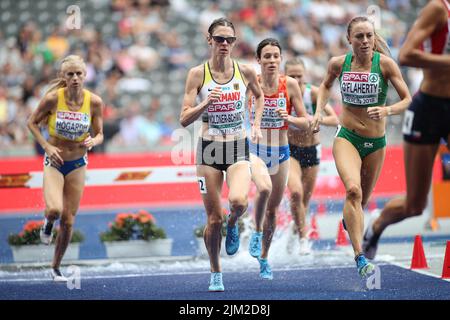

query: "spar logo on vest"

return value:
[55, 111, 90, 140]
[341, 72, 380, 105]
[277, 95, 286, 109]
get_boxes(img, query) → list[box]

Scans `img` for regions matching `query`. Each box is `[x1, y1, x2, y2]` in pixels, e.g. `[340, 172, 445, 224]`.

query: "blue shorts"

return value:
[249, 143, 290, 168]
[44, 154, 88, 176]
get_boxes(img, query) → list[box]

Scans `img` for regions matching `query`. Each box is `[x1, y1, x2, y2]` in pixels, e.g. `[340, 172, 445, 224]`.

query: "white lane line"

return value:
[0, 264, 390, 283]
[383, 260, 450, 282]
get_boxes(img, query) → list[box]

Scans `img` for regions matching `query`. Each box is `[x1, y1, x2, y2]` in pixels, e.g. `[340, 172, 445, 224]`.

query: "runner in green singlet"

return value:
[311, 16, 411, 278]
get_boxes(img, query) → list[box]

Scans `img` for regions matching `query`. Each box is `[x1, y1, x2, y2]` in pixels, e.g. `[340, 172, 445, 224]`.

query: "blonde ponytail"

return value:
[44, 78, 67, 95]
[45, 55, 86, 95]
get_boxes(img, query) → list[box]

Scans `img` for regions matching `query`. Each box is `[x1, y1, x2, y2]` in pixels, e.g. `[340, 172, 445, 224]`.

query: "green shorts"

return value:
[335, 125, 386, 159]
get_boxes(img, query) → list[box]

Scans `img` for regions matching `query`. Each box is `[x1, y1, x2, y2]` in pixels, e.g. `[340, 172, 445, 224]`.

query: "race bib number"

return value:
[198, 177, 207, 194]
[253, 97, 287, 129]
[55, 111, 90, 140]
[207, 100, 245, 135]
[341, 72, 380, 105]
[44, 154, 51, 167]
[334, 125, 342, 138]
[316, 144, 322, 159]
[402, 110, 414, 135]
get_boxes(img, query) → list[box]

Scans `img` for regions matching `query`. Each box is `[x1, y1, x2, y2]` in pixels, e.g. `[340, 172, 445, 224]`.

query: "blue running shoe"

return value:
[248, 231, 262, 258]
[258, 258, 273, 280]
[355, 254, 375, 278]
[208, 272, 224, 292]
[225, 215, 240, 255]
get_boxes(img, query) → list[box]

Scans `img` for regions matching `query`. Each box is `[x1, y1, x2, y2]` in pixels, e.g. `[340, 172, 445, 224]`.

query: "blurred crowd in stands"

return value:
[0, 0, 426, 155]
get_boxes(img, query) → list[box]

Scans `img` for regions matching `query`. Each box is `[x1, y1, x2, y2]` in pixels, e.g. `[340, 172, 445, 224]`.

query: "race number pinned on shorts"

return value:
[334, 125, 342, 138]
[198, 177, 207, 194]
[44, 154, 51, 167]
[402, 110, 414, 135]
[316, 144, 322, 160]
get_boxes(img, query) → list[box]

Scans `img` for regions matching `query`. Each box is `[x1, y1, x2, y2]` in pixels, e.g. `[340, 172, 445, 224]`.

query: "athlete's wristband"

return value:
[387, 106, 392, 116]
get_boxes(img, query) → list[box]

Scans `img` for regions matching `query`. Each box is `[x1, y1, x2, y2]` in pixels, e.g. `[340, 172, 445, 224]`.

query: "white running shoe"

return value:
[298, 237, 312, 255]
[40, 219, 54, 245]
[208, 272, 224, 292]
[51, 268, 68, 282]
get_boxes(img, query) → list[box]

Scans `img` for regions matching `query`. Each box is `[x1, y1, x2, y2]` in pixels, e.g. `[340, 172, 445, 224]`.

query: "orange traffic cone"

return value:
[308, 214, 320, 240]
[335, 220, 349, 246]
[441, 241, 450, 279]
[410, 235, 429, 269]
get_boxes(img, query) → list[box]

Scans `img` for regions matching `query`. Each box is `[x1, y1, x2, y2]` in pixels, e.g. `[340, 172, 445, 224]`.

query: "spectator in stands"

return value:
[0, 1, 425, 155]
[161, 31, 192, 71]
[113, 100, 146, 147]
[46, 26, 69, 60]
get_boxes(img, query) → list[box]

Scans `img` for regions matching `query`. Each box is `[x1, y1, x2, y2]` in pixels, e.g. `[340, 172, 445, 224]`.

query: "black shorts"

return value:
[196, 137, 250, 172]
[289, 144, 321, 168]
[403, 91, 450, 144]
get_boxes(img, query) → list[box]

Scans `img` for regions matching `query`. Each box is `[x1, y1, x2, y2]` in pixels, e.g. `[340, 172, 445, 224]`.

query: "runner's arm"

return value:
[399, 0, 450, 68]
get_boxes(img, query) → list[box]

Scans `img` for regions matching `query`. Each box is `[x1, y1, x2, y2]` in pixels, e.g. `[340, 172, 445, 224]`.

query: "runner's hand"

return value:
[367, 107, 387, 120]
[311, 113, 321, 133]
[251, 125, 262, 143]
[45, 145, 64, 167]
[206, 87, 222, 105]
[83, 134, 94, 151]
[276, 108, 288, 120]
